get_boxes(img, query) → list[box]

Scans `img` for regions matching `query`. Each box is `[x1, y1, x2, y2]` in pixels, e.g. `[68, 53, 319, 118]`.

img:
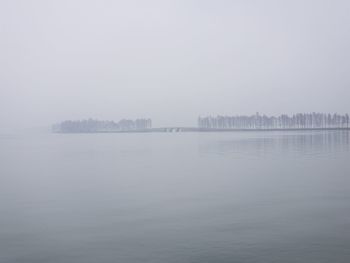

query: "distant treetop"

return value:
[198, 113, 349, 129]
[52, 118, 152, 133]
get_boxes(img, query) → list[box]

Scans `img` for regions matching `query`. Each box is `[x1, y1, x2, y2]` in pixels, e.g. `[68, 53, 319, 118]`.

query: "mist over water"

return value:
[0, 131, 349, 263]
[2, 0, 350, 262]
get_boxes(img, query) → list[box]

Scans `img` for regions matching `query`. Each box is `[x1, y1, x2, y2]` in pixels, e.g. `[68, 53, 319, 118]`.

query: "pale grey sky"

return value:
[1, 0, 350, 131]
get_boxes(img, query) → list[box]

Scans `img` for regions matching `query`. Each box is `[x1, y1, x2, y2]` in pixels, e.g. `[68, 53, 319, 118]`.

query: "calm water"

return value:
[0, 131, 349, 263]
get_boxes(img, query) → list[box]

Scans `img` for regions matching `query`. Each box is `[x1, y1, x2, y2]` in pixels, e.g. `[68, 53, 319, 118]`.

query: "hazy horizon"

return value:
[1, 0, 350, 132]
[1, 2, 350, 261]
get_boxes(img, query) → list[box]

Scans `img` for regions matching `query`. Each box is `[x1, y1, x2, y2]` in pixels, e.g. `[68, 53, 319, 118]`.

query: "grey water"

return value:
[0, 131, 349, 263]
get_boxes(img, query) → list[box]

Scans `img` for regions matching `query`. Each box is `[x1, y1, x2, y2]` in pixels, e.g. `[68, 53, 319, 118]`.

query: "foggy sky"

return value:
[1, 0, 350, 131]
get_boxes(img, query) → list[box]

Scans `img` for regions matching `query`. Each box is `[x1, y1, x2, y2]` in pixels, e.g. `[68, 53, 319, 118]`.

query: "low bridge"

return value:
[150, 127, 202, 132]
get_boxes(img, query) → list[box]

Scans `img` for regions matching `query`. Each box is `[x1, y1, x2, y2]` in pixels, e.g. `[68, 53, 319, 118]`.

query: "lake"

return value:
[0, 131, 349, 263]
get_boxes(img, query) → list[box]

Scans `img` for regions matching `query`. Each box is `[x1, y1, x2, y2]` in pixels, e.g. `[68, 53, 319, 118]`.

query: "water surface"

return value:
[0, 131, 349, 263]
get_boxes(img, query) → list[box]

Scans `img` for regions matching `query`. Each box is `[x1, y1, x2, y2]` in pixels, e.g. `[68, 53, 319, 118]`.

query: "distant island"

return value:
[53, 113, 349, 133]
[52, 118, 152, 133]
[198, 112, 349, 129]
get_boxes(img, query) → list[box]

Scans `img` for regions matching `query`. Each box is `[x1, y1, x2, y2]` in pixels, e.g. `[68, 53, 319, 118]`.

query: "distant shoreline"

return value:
[53, 127, 350, 133]
[53, 113, 349, 133]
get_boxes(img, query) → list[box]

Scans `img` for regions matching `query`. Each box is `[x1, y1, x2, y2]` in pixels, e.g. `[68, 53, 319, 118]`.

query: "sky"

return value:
[1, 0, 350, 131]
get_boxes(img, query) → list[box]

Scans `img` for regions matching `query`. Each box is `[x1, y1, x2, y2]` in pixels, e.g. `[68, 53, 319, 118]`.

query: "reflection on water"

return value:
[0, 131, 349, 263]
[199, 131, 350, 158]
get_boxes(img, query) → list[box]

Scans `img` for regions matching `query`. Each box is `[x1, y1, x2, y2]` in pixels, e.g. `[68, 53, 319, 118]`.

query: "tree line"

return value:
[53, 118, 152, 132]
[198, 113, 350, 129]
